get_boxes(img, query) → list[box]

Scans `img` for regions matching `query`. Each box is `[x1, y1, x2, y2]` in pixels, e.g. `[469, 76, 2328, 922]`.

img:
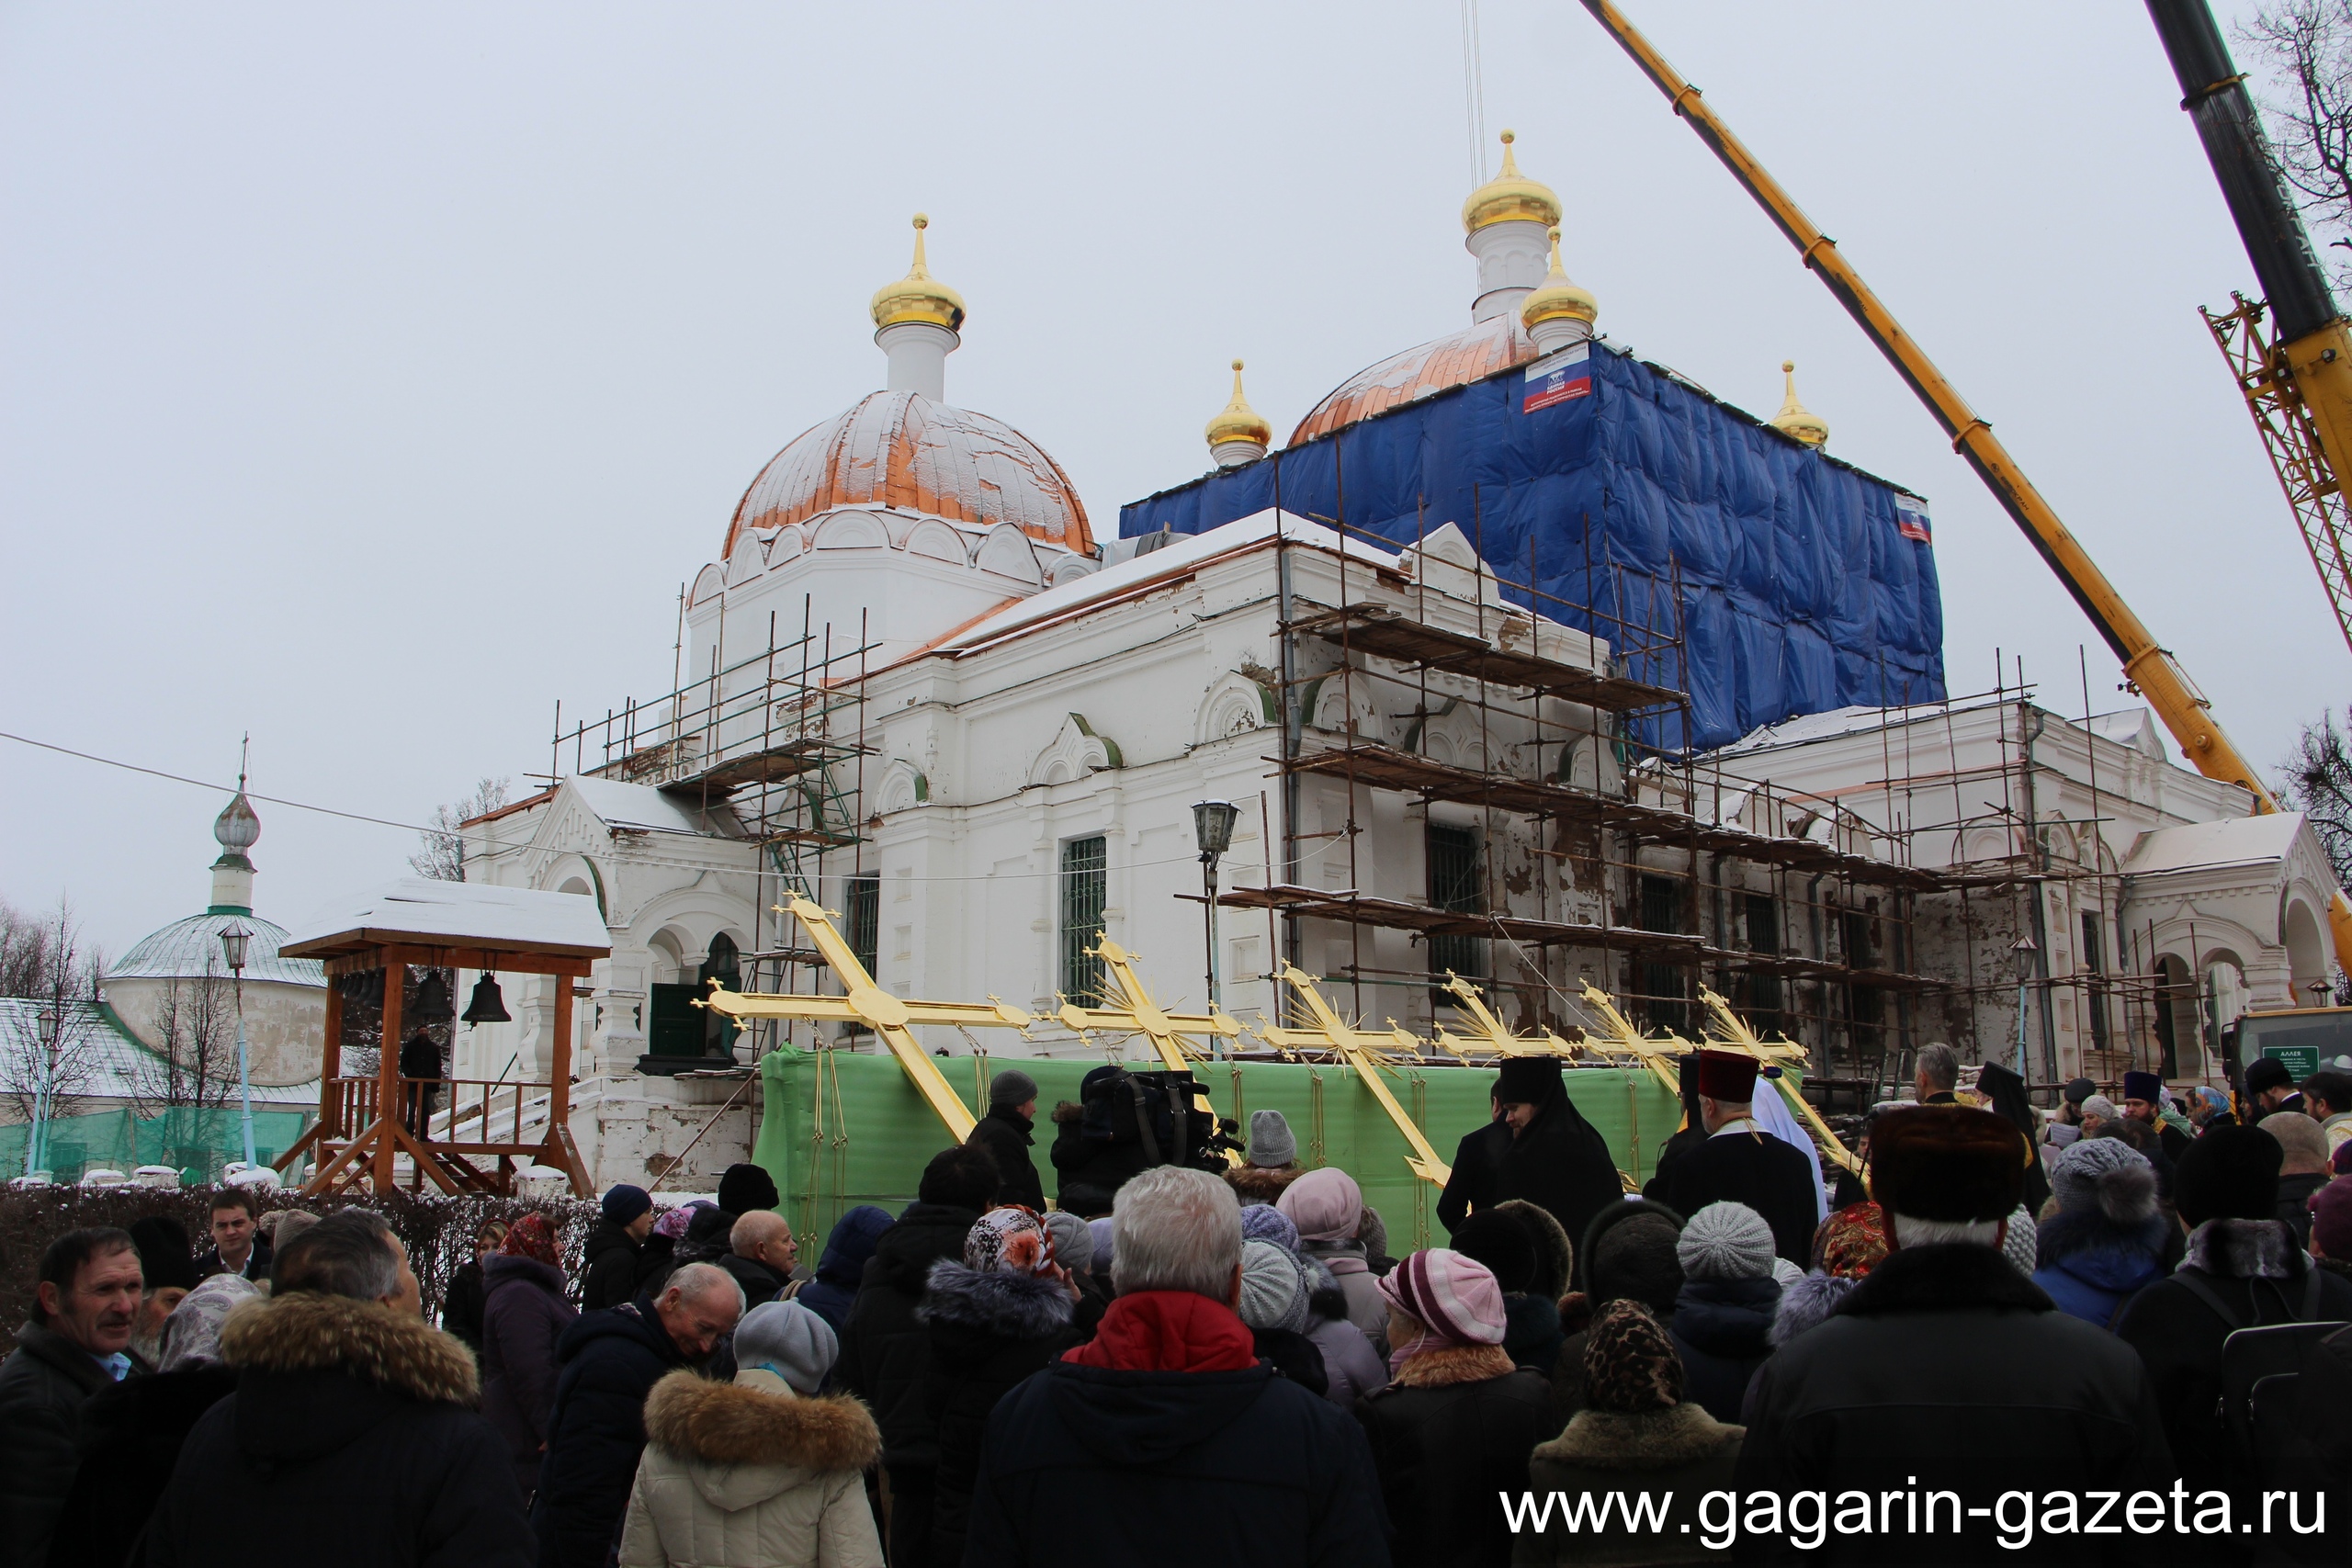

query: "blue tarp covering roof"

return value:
[1119, 341, 1944, 750]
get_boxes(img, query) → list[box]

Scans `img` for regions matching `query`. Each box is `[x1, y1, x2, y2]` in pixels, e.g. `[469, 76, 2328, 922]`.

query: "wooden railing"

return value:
[323, 1077, 552, 1150]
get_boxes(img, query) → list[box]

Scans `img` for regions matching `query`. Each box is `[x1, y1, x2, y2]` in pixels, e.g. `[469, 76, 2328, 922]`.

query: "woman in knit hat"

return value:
[2030, 1137, 2169, 1328]
[1358, 1248, 1559, 1568]
[1277, 1167, 1387, 1340]
[481, 1210, 577, 1499]
[1664, 1201, 1781, 1423]
[912, 1207, 1080, 1568]
[1226, 1109, 1305, 1204]
[1523, 1300, 1743, 1565]
[1769, 1201, 1890, 1347]
[1235, 1238, 1329, 1395]
[620, 1299, 883, 1568]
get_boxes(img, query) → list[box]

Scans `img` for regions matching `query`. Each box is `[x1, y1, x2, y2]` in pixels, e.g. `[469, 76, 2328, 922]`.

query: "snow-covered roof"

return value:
[569, 776, 728, 837]
[938, 509, 1396, 654]
[0, 998, 317, 1108]
[280, 877, 612, 961]
[2120, 813, 2310, 877]
[107, 910, 323, 989]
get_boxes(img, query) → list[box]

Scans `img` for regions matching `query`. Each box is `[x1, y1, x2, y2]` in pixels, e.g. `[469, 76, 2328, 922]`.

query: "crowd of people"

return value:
[3, 1047, 2349, 1566]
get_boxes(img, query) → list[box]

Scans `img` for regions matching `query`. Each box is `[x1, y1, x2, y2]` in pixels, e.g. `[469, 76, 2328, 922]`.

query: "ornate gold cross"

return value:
[698, 892, 1033, 1140]
[1255, 964, 1452, 1187]
[1054, 935, 1240, 1073]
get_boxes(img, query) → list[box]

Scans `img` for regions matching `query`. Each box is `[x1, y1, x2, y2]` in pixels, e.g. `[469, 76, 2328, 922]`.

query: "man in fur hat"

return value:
[1651, 1050, 1822, 1267]
[1736, 1107, 2170, 1541]
[1438, 1055, 1623, 1258]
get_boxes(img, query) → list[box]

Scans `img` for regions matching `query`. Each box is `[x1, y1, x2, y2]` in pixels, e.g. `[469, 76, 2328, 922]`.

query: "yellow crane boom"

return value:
[1580, 0, 2352, 974]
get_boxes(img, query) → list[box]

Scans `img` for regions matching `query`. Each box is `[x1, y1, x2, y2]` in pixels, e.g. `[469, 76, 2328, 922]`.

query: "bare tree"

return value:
[0, 897, 110, 1131]
[2280, 705, 2352, 888]
[130, 957, 241, 1113]
[2242, 1, 2352, 291]
[411, 777, 512, 881]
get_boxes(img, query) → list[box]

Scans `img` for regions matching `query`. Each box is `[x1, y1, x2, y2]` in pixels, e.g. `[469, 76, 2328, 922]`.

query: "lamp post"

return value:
[219, 919, 256, 1170]
[26, 1005, 57, 1179]
[1192, 801, 1241, 1033]
[2010, 934, 2039, 1078]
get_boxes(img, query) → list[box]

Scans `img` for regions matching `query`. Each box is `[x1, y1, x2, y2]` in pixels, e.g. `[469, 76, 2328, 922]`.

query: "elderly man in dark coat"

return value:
[0, 1226, 144, 1568]
[146, 1210, 535, 1568]
[1439, 1055, 1623, 1254]
[1651, 1050, 1821, 1267]
[533, 1261, 743, 1568]
[1736, 1107, 2172, 1559]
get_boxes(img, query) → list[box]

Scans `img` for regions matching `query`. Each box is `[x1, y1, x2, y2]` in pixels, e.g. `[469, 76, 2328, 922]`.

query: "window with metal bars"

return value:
[1427, 822, 1485, 1002]
[847, 875, 880, 979]
[1743, 892, 1783, 1018]
[1060, 837, 1108, 1004]
[1639, 874, 1687, 1033]
[2081, 910, 2109, 1055]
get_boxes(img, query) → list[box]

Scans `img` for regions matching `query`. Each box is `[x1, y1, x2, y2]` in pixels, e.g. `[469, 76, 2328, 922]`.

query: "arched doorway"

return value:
[2152, 954, 2193, 1079]
[699, 932, 742, 1058]
[2284, 899, 2329, 998]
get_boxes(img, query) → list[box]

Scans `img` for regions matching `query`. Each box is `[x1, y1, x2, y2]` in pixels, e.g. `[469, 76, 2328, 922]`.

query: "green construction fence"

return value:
[752, 1048, 1686, 1253]
[0, 1106, 313, 1184]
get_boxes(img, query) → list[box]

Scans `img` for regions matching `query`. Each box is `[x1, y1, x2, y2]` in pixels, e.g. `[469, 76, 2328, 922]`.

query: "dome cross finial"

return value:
[1770, 360, 1829, 447]
[1521, 224, 1599, 351]
[1206, 358, 1273, 468]
[872, 211, 967, 400]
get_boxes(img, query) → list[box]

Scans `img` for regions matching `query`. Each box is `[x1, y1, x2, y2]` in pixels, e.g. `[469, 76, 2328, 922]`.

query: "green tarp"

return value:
[0, 1106, 312, 1182]
[753, 1048, 1683, 1252]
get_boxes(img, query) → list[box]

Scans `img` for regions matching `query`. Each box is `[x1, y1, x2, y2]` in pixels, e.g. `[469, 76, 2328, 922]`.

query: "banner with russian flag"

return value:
[1894, 493, 1931, 544]
[1521, 344, 1592, 412]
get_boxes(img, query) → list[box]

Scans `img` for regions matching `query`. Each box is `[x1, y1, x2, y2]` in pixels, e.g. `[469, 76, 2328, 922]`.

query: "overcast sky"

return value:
[5, 0, 2341, 961]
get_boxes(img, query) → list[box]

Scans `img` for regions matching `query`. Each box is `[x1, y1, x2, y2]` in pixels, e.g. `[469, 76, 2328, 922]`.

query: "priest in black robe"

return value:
[1653, 1048, 1823, 1266]
[1439, 1055, 1624, 1252]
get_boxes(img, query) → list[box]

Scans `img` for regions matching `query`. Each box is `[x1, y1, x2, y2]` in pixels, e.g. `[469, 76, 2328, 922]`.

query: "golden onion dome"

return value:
[870, 213, 967, 332]
[1204, 360, 1273, 450]
[1461, 130, 1561, 233]
[1770, 360, 1829, 447]
[1521, 227, 1599, 332]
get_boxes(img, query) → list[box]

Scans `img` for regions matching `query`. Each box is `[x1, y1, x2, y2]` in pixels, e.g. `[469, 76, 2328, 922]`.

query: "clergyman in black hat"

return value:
[1439, 1054, 1623, 1253]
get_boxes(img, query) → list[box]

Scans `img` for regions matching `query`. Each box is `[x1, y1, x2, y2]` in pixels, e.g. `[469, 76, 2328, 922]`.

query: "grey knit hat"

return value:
[732, 1299, 837, 1395]
[1675, 1201, 1776, 1281]
[990, 1069, 1040, 1109]
[1247, 1110, 1296, 1168]
[2050, 1135, 2157, 1221]
[1042, 1209, 1094, 1274]
[1999, 1205, 2038, 1278]
[1237, 1238, 1311, 1335]
[2080, 1094, 2119, 1123]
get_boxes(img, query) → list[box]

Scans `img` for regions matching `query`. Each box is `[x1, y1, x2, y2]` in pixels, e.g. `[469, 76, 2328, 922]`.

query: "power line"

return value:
[0, 729, 437, 836]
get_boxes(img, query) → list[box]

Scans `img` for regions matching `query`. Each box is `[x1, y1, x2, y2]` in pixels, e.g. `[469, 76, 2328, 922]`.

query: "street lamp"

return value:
[2010, 934, 2039, 1078]
[26, 1005, 57, 1179]
[1193, 801, 1242, 1030]
[219, 919, 257, 1171]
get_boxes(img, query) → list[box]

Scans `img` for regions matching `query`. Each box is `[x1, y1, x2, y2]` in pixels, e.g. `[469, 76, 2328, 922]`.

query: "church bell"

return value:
[461, 972, 511, 1024]
[411, 970, 456, 1024]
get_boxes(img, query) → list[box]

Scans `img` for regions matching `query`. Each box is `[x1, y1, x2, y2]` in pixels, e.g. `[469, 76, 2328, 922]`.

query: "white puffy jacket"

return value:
[618, 1368, 883, 1568]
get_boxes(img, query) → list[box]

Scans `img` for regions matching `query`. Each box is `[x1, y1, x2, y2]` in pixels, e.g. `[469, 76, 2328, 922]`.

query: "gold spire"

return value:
[1521, 226, 1599, 333]
[1770, 360, 1829, 447]
[1204, 359, 1272, 454]
[870, 213, 967, 332]
[1461, 130, 1561, 233]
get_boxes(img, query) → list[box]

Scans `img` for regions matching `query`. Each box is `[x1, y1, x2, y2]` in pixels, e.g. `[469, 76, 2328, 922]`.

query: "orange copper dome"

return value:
[726, 390, 1092, 559]
[1287, 313, 1540, 447]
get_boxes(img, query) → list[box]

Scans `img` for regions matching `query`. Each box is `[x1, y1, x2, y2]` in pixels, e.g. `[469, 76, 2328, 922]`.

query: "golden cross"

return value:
[1255, 964, 1452, 1187]
[1430, 972, 1582, 1062]
[1054, 936, 1240, 1073]
[697, 893, 1033, 1140]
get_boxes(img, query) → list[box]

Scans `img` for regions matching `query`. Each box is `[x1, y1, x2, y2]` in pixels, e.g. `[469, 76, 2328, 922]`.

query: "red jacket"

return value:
[1061, 1291, 1257, 1373]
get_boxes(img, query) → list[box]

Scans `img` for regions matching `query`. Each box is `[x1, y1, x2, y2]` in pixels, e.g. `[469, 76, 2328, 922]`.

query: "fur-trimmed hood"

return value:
[1837, 1243, 2053, 1318]
[1225, 1164, 1303, 1204]
[642, 1369, 878, 1505]
[1050, 1100, 1085, 1126]
[2183, 1217, 2303, 1281]
[1768, 1270, 1857, 1347]
[1389, 1342, 1516, 1389]
[219, 1291, 478, 1406]
[1535, 1401, 1742, 1471]
[918, 1259, 1076, 1339]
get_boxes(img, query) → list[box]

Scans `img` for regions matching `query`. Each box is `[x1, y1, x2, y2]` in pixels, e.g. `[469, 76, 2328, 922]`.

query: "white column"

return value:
[876, 321, 959, 400]
[1468, 219, 1553, 323]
